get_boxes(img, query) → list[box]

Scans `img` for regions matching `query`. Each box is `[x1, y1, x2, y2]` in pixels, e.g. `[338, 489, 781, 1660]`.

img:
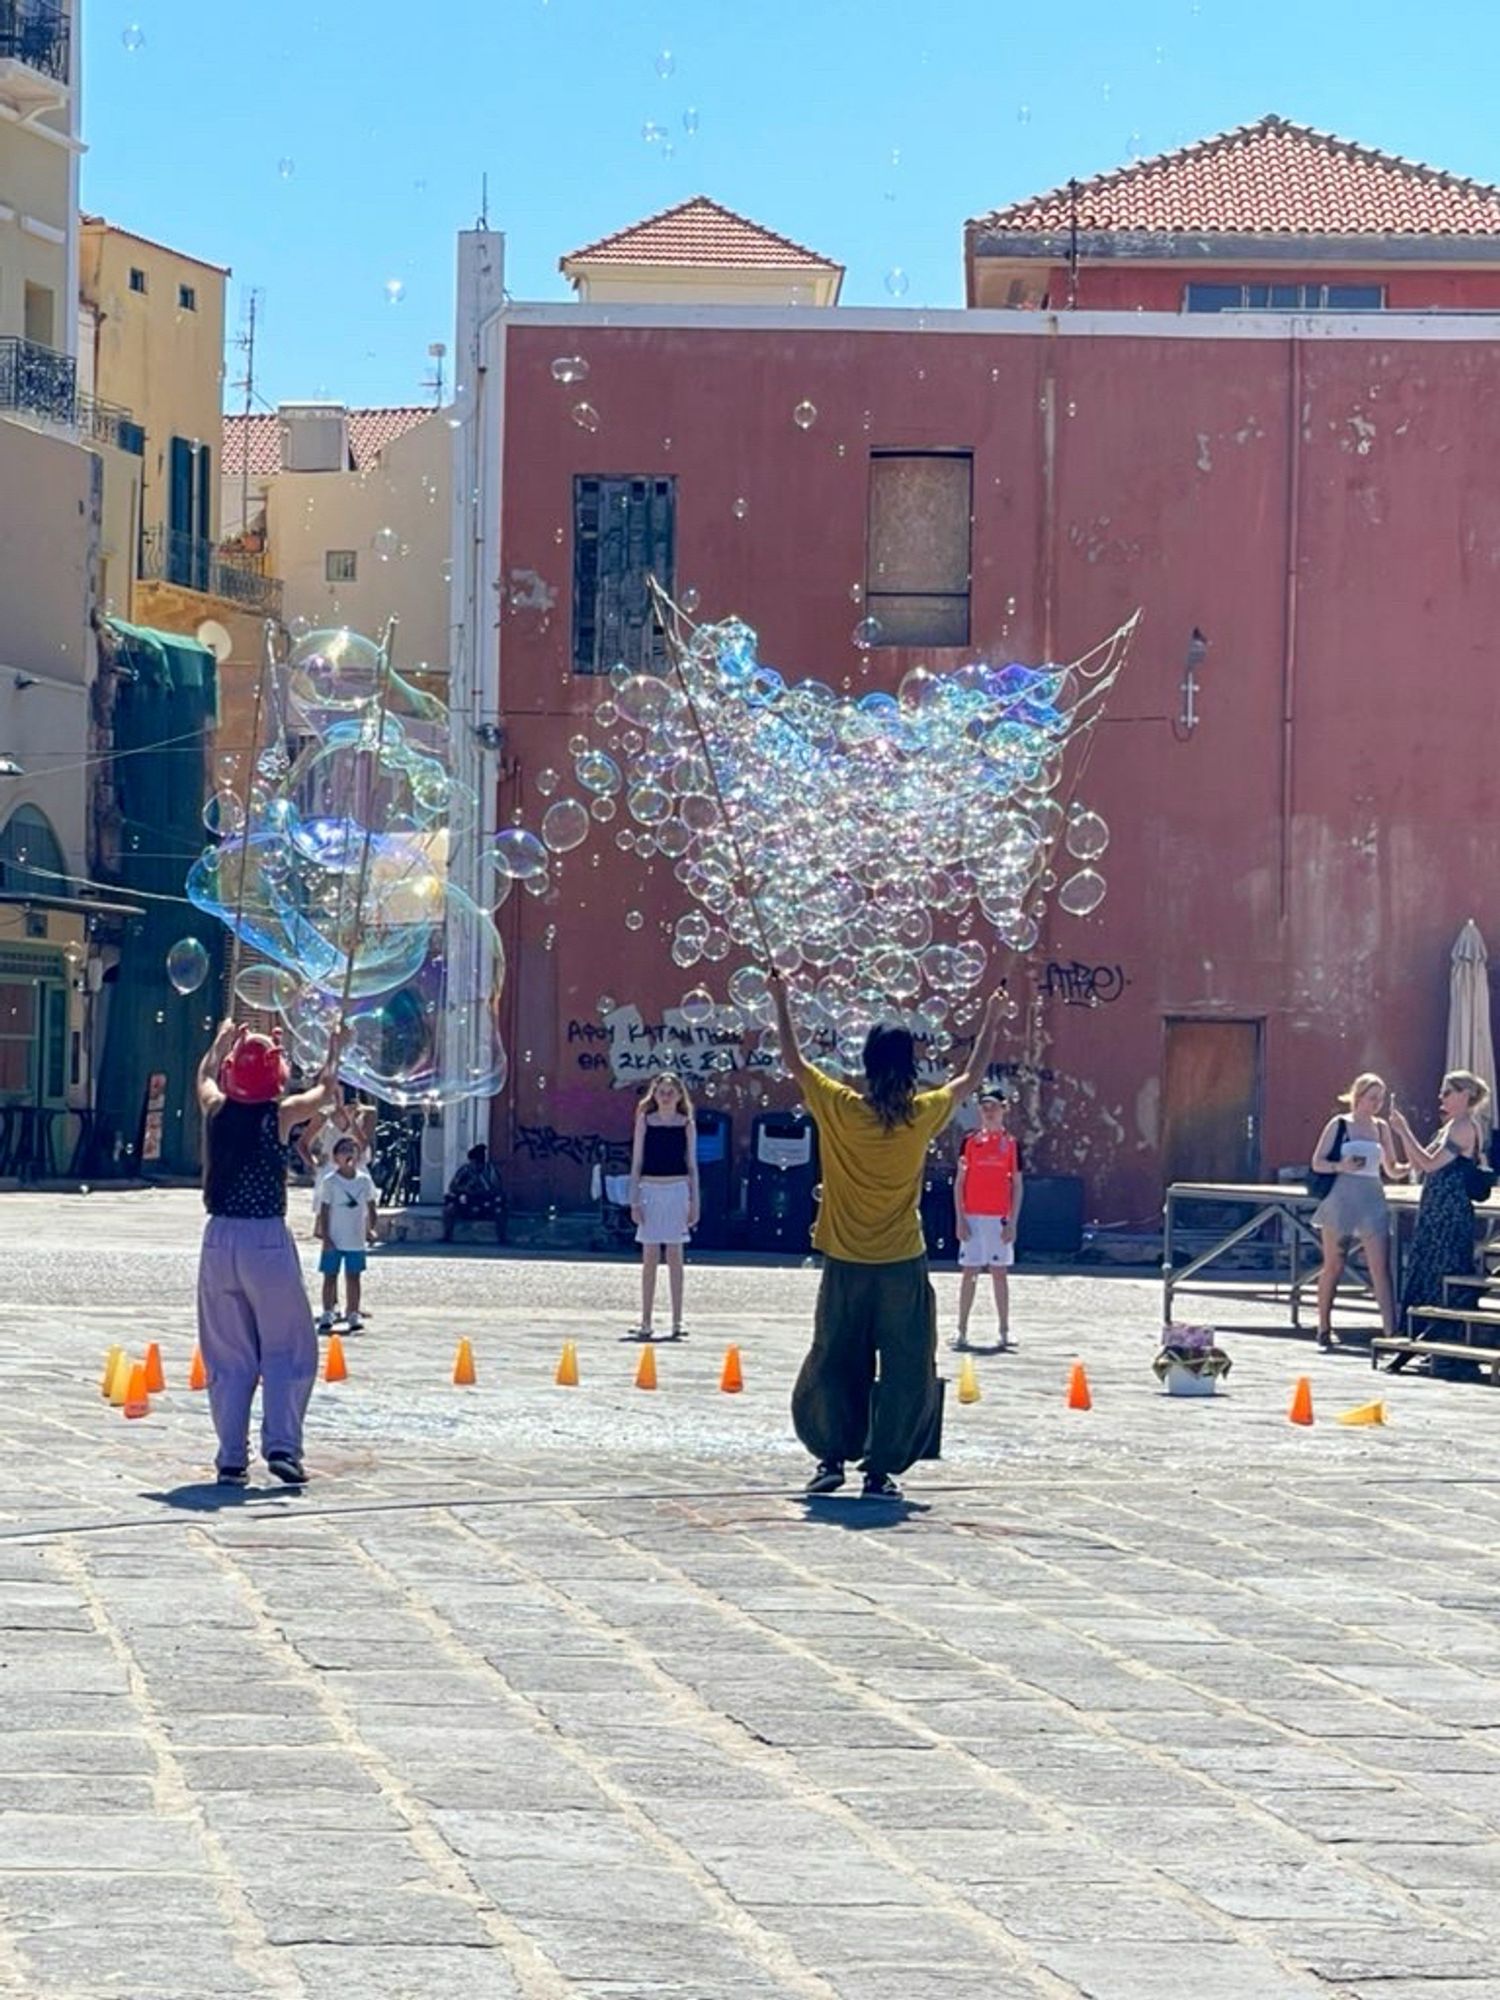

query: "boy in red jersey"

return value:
[951, 1086, 1024, 1352]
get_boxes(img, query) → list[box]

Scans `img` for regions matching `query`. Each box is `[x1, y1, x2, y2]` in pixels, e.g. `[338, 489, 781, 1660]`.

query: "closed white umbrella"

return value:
[1447, 918, 1496, 1132]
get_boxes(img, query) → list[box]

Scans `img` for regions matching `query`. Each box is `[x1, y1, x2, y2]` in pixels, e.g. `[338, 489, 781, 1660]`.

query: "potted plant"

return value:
[1153, 1323, 1232, 1397]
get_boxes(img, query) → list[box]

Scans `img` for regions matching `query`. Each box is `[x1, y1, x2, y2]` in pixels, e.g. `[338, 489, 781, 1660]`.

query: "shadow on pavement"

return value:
[142, 1483, 304, 1512]
[799, 1497, 929, 1530]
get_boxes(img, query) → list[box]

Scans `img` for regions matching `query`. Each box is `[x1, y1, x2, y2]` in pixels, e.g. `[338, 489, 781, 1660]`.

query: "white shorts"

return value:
[636, 1179, 692, 1247]
[958, 1215, 1015, 1269]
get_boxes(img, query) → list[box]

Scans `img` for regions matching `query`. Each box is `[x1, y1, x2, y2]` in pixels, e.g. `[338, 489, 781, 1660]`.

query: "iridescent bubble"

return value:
[852, 617, 883, 650]
[203, 788, 246, 838]
[233, 963, 297, 1013]
[1017, 103, 1032, 124]
[384, 278, 406, 305]
[624, 909, 645, 931]
[576, 749, 622, 795]
[732, 497, 748, 520]
[572, 403, 602, 432]
[541, 798, 590, 853]
[655, 46, 675, 76]
[121, 22, 145, 51]
[683, 107, 700, 135]
[550, 355, 589, 385]
[885, 267, 910, 297]
[641, 120, 666, 144]
[490, 828, 549, 881]
[793, 400, 818, 431]
[680, 586, 701, 615]
[277, 158, 296, 180]
[1058, 868, 1107, 916]
[679, 987, 715, 1026]
[1065, 808, 1110, 861]
[371, 526, 400, 560]
[535, 767, 559, 797]
[166, 937, 209, 995]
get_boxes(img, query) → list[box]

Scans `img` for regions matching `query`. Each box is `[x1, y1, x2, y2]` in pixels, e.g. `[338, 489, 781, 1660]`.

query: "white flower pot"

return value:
[1164, 1360, 1219, 1398]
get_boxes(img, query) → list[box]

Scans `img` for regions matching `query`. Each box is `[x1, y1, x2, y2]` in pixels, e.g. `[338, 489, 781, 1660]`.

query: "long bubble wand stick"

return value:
[329, 617, 400, 1068]
[647, 575, 777, 971]
[226, 618, 279, 998]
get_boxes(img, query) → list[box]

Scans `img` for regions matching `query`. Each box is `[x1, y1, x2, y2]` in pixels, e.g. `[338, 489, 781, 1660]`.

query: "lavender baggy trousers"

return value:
[197, 1216, 317, 1471]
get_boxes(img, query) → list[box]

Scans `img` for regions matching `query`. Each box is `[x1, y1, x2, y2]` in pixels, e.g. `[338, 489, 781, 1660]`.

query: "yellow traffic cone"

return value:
[108, 1350, 130, 1407]
[556, 1340, 579, 1387]
[1336, 1399, 1387, 1427]
[100, 1346, 123, 1399]
[957, 1353, 982, 1404]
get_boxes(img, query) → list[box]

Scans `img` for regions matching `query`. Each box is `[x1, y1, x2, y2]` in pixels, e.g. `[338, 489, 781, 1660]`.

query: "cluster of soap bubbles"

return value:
[185, 628, 506, 1105]
[501, 601, 1135, 1075]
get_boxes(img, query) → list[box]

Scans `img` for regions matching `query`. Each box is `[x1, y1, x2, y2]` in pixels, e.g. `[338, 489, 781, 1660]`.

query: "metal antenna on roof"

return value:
[230, 288, 262, 548]
[1067, 179, 1081, 309]
[478, 173, 490, 230]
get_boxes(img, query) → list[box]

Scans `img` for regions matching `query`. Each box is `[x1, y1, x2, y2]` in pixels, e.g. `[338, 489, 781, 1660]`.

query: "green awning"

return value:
[103, 617, 217, 702]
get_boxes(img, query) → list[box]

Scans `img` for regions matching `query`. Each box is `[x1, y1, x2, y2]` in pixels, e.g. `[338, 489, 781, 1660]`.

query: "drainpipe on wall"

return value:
[1277, 329, 1305, 925]
[435, 228, 507, 1202]
[1041, 318, 1059, 662]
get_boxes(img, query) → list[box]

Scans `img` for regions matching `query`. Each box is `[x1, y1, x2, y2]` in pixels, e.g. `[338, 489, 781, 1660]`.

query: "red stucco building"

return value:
[482, 123, 1500, 1229]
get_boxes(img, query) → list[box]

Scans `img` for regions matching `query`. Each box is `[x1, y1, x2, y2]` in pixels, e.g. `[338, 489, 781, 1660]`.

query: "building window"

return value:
[128, 267, 148, 295]
[572, 476, 676, 674]
[1185, 281, 1385, 313]
[325, 549, 357, 583]
[865, 451, 973, 648]
[178, 284, 197, 312]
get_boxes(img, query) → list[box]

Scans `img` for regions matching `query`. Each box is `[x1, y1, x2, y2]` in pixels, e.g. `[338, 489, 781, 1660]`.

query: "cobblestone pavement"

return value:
[4, 1188, 1500, 1999]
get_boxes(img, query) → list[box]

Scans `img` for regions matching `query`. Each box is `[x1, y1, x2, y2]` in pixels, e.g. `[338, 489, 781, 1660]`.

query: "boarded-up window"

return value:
[865, 452, 972, 647]
[572, 476, 676, 674]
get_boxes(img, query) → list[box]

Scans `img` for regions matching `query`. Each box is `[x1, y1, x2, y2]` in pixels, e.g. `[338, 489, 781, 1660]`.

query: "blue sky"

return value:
[83, 0, 1500, 410]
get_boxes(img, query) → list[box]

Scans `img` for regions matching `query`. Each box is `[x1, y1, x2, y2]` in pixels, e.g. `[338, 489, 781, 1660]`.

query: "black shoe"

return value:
[805, 1459, 845, 1495]
[862, 1470, 903, 1500]
[216, 1465, 249, 1487]
[265, 1454, 308, 1486]
[1317, 1328, 1341, 1351]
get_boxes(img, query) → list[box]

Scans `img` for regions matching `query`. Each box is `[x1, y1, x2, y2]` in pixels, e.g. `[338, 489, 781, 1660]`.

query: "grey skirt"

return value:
[1312, 1174, 1389, 1241]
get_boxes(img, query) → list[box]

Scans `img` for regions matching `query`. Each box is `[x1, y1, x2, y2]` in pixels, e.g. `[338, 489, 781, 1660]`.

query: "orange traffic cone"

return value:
[957, 1353, 982, 1405]
[188, 1346, 207, 1391]
[1288, 1375, 1314, 1426]
[122, 1361, 150, 1419]
[101, 1346, 124, 1398]
[1066, 1361, 1092, 1411]
[635, 1344, 658, 1391]
[324, 1333, 348, 1384]
[452, 1338, 476, 1386]
[720, 1345, 744, 1394]
[555, 1340, 579, 1387]
[143, 1342, 166, 1395]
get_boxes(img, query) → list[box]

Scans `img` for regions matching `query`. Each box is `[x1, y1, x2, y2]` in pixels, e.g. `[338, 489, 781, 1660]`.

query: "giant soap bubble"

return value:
[187, 626, 505, 1105]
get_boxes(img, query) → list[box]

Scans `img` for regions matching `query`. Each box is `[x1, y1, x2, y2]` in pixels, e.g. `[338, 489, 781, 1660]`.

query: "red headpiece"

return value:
[219, 1030, 289, 1105]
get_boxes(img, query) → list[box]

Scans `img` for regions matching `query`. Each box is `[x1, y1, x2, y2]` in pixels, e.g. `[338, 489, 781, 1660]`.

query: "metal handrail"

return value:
[139, 526, 284, 617]
[0, 1, 69, 82]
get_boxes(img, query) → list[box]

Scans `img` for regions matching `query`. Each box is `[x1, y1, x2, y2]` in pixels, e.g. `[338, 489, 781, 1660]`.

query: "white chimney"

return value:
[279, 402, 349, 473]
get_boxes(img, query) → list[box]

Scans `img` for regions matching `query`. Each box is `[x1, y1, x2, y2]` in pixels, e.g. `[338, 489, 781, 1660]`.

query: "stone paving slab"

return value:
[7, 1189, 1500, 1996]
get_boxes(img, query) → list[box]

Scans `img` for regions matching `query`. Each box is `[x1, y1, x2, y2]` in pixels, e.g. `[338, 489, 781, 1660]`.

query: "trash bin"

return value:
[746, 1111, 819, 1253]
[1016, 1175, 1084, 1259]
[693, 1107, 733, 1250]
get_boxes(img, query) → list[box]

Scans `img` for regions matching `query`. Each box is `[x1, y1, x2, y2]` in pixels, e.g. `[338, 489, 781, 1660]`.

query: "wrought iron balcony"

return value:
[0, 337, 143, 456]
[139, 526, 284, 619]
[0, 2, 70, 97]
[0, 332, 74, 425]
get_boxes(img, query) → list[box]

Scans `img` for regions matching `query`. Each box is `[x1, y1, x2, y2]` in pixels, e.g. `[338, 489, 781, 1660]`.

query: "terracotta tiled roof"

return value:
[222, 406, 433, 479]
[561, 196, 841, 271]
[970, 114, 1500, 239]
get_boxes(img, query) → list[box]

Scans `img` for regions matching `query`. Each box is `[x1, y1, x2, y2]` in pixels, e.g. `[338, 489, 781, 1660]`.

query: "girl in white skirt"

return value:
[628, 1073, 699, 1340]
[1310, 1072, 1403, 1350]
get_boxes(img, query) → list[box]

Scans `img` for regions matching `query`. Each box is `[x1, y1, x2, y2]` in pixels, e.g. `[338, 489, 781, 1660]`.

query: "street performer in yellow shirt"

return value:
[769, 971, 1007, 1499]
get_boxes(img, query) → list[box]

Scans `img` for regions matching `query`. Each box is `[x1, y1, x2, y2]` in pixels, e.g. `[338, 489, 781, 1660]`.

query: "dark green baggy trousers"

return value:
[791, 1253, 940, 1477]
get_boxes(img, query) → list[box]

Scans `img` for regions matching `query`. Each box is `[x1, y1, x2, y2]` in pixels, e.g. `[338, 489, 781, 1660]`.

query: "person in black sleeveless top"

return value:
[196, 1019, 339, 1485]
[627, 1073, 699, 1339]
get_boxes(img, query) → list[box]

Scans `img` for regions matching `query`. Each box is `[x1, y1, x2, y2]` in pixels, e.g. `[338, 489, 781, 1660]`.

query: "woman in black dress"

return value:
[1387, 1070, 1490, 1370]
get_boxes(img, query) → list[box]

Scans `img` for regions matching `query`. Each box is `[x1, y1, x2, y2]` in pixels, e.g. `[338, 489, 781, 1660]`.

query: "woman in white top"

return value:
[1309, 1072, 1402, 1350]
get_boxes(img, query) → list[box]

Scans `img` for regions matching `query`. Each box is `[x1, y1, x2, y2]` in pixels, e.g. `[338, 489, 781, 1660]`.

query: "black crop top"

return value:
[204, 1103, 290, 1218]
[640, 1120, 690, 1176]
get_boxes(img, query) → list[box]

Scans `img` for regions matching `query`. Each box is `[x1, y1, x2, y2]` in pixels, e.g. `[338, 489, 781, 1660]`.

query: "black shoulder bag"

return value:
[1308, 1117, 1345, 1201]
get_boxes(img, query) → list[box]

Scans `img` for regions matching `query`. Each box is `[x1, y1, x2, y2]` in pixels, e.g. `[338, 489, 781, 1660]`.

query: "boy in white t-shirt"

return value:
[314, 1137, 378, 1332]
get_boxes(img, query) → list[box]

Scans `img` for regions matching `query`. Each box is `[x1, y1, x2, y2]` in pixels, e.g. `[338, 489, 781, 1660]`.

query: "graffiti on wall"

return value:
[1042, 960, 1128, 1007]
